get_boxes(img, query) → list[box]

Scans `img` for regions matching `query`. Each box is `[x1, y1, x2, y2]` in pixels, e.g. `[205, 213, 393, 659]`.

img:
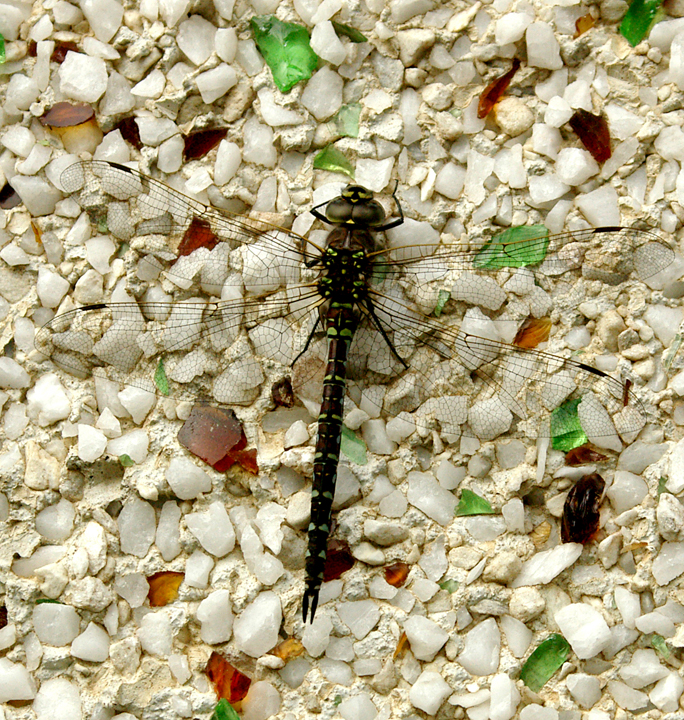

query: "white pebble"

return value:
[35, 498, 75, 542]
[458, 618, 500, 675]
[185, 501, 235, 557]
[118, 498, 155, 557]
[233, 591, 281, 657]
[185, 549, 214, 588]
[77, 424, 108, 462]
[0, 357, 30, 388]
[409, 670, 452, 715]
[33, 603, 80, 646]
[165, 456, 212, 499]
[37, 267, 70, 308]
[512, 543, 583, 587]
[554, 603, 611, 658]
[177, 15, 216, 65]
[34, 678, 82, 720]
[0, 658, 36, 702]
[196, 64, 237, 104]
[137, 611, 173, 656]
[71, 622, 109, 662]
[59, 52, 108, 102]
[197, 589, 234, 644]
[300, 66, 343, 120]
[566, 673, 601, 708]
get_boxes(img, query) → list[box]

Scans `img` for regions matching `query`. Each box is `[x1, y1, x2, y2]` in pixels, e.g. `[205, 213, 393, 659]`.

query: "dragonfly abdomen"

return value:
[302, 302, 359, 623]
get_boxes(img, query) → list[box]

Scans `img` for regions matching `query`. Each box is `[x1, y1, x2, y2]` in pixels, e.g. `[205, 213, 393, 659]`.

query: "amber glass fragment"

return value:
[513, 317, 552, 348]
[178, 405, 258, 474]
[384, 561, 410, 587]
[271, 638, 305, 660]
[115, 116, 143, 149]
[0, 184, 21, 209]
[574, 13, 596, 37]
[184, 128, 228, 161]
[206, 652, 252, 703]
[322, 539, 354, 582]
[271, 377, 295, 408]
[530, 521, 551, 548]
[478, 58, 521, 119]
[177, 216, 219, 256]
[569, 109, 611, 163]
[147, 571, 184, 606]
[394, 631, 410, 659]
[561, 473, 605, 543]
[565, 444, 608, 466]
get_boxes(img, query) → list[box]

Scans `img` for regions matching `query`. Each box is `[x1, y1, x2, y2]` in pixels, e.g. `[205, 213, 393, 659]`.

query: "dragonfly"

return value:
[36, 160, 675, 622]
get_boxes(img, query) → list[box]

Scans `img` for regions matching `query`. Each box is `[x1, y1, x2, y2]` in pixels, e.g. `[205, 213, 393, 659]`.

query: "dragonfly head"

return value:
[325, 185, 387, 228]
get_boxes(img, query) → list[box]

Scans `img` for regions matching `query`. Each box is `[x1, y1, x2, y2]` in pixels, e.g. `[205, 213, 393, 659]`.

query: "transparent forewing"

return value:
[60, 160, 315, 293]
[378, 226, 675, 309]
[35, 292, 321, 403]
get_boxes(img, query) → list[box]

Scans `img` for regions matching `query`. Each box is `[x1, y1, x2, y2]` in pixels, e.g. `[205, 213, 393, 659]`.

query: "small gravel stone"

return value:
[656, 493, 684, 541]
[482, 551, 522, 585]
[508, 586, 545, 621]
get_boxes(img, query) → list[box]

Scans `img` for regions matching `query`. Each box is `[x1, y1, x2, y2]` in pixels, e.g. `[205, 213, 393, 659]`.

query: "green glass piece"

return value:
[456, 488, 495, 516]
[331, 20, 368, 43]
[474, 225, 550, 269]
[119, 454, 135, 467]
[434, 289, 450, 317]
[155, 357, 170, 396]
[657, 476, 668, 495]
[98, 217, 109, 234]
[650, 634, 672, 660]
[340, 425, 367, 465]
[550, 398, 588, 452]
[520, 634, 570, 692]
[334, 103, 361, 138]
[313, 146, 354, 178]
[619, 0, 665, 46]
[0, 34, 5, 64]
[36, 598, 61, 604]
[439, 579, 459, 593]
[250, 15, 319, 93]
[211, 700, 240, 720]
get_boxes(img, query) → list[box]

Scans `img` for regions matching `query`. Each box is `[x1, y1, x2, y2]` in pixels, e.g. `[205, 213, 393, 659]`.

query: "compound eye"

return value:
[352, 199, 385, 226]
[325, 197, 353, 223]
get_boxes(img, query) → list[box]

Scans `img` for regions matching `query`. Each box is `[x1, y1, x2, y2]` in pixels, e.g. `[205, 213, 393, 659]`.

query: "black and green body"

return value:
[302, 186, 403, 623]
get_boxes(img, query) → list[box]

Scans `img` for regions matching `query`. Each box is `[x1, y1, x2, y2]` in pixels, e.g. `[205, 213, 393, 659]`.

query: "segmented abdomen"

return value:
[302, 302, 358, 623]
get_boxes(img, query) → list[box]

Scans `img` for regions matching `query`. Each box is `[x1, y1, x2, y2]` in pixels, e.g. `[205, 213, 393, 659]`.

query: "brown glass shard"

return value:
[271, 377, 295, 408]
[147, 570, 184, 606]
[177, 405, 258, 474]
[322, 539, 354, 582]
[384, 561, 410, 587]
[574, 13, 596, 37]
[0, 184, 21, 209]
[115, 116, 143, 150]
[40, 102, 102, 154]
[565, 444, 608, 466]
[177, 215, 219, 256]
[513, 317, 552, 349]
[478, 58, 521, 119]
[569, 109, 611, 163]
[0, 604, 7, 629]
[184, 128, 228, 161]
[623, 378, 632, 407]
[206, 652, 251, 703]
[561, 472, 605, 544]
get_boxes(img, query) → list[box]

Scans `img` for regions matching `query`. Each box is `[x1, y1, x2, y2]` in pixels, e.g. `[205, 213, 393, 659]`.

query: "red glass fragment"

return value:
[115, 116, 143, 150]
[384, 561, 410, 587]
[513, 317, 552, 349]
[206, 652, 252, 703]
[561, 472, 605, 544]
[565, 444, 608, 466]
[574, 13, 596, 37]
[177, 405, 258, 474]
[0, 605, 7, 629]
[0, 184, 21, 210]
[177, 216, 219, 256]
[28, 39, 79, 62]
[569, 110, 612, 163]
[322, 539, 355, 582]
[184, 128, 228, 161]
[271, 377, 296, 408]
[147, 570, 184, 606]
[478, 58, 521, 119]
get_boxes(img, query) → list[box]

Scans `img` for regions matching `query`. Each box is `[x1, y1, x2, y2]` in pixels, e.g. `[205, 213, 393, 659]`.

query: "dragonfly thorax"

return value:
[324, 185, 387, 227]
[318, 244, 371, 303]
